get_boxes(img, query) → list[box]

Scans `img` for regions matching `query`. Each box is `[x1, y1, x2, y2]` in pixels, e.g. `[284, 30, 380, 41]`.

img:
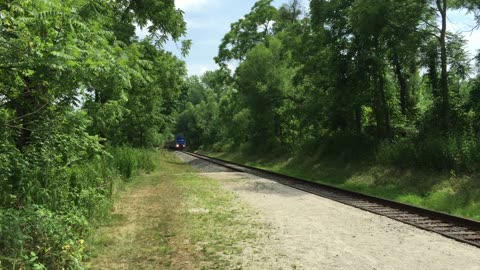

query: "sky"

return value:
[137, 1, 480, 77]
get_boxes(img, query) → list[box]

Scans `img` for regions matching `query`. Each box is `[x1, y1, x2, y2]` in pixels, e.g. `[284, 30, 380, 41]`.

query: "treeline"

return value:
[178, 0, 480, 172]
[0, 0, 187, 268]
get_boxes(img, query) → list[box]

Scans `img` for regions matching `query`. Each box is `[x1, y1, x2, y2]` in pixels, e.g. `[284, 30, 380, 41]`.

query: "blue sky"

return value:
[137, 1, 480, 76]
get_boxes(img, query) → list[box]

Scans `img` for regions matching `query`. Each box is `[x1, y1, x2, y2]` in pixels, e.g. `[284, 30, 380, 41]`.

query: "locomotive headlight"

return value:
[176, 144, 179, 147]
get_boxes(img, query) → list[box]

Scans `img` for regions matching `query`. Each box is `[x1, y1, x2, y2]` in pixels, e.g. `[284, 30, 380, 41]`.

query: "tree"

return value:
[0, 0, 188, 267]
[215, 0, 278, 66]
[0, 0, 121, 150]
[277, 0, 303, 26]
[115, 0, 187, 46]
[81, 0, 189, 147]
[120, 44, 186, 147]
[176, 72, 227, 149]
[236, 38, 296, 149]
[306, 0, 367, 135]
[180, 0, 480, 173]
[435, 0, 451, 130]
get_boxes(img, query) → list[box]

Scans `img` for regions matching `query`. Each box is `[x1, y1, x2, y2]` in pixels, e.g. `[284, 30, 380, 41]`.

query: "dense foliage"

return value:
[0, 0, 186, 268]
[178, 0, 480, 173]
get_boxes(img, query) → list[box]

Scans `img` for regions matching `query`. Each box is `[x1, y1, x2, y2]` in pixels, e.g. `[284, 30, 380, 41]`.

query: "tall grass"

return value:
[108, 147, 156, 180]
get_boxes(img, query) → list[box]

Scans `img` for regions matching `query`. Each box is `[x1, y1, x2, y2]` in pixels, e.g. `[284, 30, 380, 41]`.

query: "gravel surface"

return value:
[176, 151, 233, 172]
[176, 152, 480, 270]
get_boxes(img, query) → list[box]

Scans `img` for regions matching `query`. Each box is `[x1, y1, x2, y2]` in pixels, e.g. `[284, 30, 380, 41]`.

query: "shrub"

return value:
[0, 144, 156, 269]
[377, 133, 480, 172]
[67, 161, 116, 221]
[0, 206, 89, 270]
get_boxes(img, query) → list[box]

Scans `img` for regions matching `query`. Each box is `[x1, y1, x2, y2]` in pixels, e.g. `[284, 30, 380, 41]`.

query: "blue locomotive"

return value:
[174, 135, 186, 150]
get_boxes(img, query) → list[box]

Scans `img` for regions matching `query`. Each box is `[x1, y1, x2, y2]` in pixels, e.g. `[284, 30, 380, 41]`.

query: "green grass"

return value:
[87, 150, 262, 269]
[205, 150, 480, 221]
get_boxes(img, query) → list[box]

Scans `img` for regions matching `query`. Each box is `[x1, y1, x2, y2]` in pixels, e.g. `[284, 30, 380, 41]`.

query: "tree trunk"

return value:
[437, 0, 450, 130]
[14, 102, 32, 151]
[354, 106, 362, 134]
[13, 85, 34, 151]
[392, 53, 409, 116]
[427, 47, 440, 99]
[374, 69, 391, 139]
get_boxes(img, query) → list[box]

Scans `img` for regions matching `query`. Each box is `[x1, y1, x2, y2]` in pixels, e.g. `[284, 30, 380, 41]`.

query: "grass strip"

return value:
[86, 151, 261, 269]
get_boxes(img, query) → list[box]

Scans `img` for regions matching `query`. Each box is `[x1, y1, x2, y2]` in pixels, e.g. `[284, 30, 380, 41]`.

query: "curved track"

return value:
[183, 151, 480, 249]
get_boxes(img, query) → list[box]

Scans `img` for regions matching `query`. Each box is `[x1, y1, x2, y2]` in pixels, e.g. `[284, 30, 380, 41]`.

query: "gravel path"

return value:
[176, 152, 480, 270]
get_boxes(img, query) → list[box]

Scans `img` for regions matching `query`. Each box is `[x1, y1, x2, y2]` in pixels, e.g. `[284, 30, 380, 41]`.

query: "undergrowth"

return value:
[377, 133, 480, 172]
[0, 147, 156, 270]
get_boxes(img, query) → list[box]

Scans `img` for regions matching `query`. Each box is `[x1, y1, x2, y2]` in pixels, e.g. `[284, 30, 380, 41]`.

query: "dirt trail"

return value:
[88, 175, 185, 269]
[88, 152, 272, 270]
[178, 152, 480, 270]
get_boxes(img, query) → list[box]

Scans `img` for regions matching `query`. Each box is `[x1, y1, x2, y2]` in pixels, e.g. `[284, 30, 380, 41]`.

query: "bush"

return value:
[0, 145, 157, 269]
[377, 133, 480, 172]
[0, 206, 89, 270]
[67, 161, 116, 221]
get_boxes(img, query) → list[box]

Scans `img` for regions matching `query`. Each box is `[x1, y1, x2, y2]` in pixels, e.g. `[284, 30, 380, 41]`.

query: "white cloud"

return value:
[447, 10, 480, 58]
[188, 63, 216, 76]
[464, 31, 480, 57]
[176, 0, 212, 12]
[186, 17, 216, 30]
[135, 25, 150, 40]
[226, 62, 239, 75]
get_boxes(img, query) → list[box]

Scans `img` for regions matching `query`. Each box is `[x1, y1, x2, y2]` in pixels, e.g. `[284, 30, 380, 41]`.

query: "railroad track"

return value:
[183, 151, 480, 249]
